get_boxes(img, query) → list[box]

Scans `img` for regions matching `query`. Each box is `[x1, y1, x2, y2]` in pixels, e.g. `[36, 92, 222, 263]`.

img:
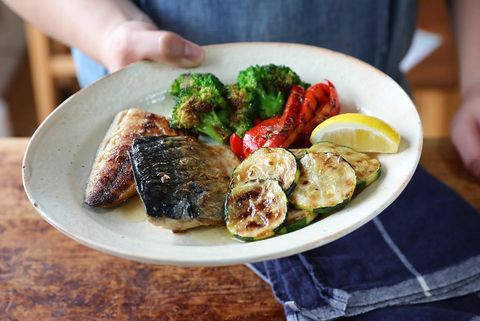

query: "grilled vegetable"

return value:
[229, 133, 245, 159]
[129, 135, 232, 232]
[277, 209, 318, 234]
[309, 142, 381, 190]
[231, 147, 299, 193]
[241, 81, 340, 156]
[289, 151, 356, 214]
[225, 179, 288, 241]
[170, 86, 232, 144]
[169, 72, 225, 97]
[237, 64, 307, 119]
[291, 80, 340, 147]
[225, 84, 255, 137]
[288, 148, 308, 160]
[242, 85, 305, 157]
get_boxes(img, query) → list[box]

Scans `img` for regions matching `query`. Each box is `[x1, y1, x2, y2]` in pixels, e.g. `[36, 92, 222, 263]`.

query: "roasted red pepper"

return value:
[242, 86, 305, 157]
[304, 81, 339, 121]
[229, 133, 245, 159]
[292, 80, 339, 147]
[239, 81, 339, 157]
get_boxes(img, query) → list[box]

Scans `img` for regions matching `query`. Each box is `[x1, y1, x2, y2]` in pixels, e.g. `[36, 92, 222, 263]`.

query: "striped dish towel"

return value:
[249, 167, 480, 320]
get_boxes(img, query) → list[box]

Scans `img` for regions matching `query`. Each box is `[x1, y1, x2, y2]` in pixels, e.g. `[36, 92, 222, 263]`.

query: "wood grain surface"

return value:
[1, 138, 479, 321]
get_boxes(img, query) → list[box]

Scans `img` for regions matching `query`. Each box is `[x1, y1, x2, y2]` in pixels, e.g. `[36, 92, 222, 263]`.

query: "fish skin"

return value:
[84, 108, 181, 207]
[129, 135, 239, 232]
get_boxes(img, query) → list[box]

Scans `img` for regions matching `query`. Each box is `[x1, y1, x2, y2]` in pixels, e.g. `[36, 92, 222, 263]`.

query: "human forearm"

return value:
[3, 0, 203, 70]
[3, 0, 150, 65]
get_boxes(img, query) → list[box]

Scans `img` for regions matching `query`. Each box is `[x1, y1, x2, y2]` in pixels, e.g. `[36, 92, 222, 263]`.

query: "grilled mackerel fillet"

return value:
[84, 108, 181, 207]
[129, 135, 240, 232]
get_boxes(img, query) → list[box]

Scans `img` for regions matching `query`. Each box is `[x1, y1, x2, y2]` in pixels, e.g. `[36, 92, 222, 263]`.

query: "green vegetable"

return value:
[289, 151, 356, 214]
[225, 84, 255, 137]
[237, 64, 307, 119]
[225, 179, 288, 241]
[170, 86, 231, 144]
[309, 142, 381, 191]
[231, 147, 299, 193]
[169, 73, 225, 97]
[277, 209, 318, 234]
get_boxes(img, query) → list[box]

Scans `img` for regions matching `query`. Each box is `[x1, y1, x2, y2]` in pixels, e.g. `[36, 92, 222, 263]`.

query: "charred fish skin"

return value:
[129, 136, 201, 220]
[84, 108, 181, 208]
[129, 136, 229, 226]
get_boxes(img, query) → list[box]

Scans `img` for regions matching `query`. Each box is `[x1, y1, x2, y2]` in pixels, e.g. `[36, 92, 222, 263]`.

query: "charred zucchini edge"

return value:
[277, 209, 318, 234]
[225, 179, 288, 242]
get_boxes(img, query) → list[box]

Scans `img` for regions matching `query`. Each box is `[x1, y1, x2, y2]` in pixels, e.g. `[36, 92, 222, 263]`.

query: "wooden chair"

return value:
[25, 23, 78, 124]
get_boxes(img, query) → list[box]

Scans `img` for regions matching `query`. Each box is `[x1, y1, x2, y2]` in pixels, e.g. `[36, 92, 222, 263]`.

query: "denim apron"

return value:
[72, 0, 417, 88]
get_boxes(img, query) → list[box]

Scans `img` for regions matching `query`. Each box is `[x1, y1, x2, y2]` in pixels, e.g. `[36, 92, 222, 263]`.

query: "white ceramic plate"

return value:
[23, 43, 422, 266]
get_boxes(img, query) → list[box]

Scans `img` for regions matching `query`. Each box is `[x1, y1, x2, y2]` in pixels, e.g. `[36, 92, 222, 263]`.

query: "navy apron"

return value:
[72, 0, 417, 88]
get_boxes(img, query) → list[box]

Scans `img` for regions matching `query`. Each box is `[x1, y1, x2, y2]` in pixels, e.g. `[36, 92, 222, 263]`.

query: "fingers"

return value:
[134, 30, 204, 68]
[102, 21, 204, 72]
[451, 104, 480, 179]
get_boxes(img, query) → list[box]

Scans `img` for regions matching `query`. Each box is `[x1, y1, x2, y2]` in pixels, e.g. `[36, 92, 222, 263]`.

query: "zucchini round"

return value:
[225, 179, 287, 241]
[288, 148, 308, 160]
[231, 147, 299, 193]
[277, 209, 318, 234]
[289, 151, 356, 214]
[310, 142, 381, 190]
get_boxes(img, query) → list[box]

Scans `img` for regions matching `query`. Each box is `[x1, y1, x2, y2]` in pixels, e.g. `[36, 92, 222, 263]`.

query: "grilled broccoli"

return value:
[170, 86, 232, 144]
[225, 85, 255, 137]
[237, 64, 308, 119]
[169, 73, 225, 97]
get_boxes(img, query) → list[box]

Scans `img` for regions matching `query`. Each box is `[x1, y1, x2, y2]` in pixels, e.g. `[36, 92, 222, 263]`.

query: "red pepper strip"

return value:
[229, 133, 245, 159]
[277, 85, 306, 147]
[325, 80, 340, 116]
[242, 86, 305, 157]
[279, 82, 330, 147]
[293, 80, 339, 147]
[242, 116, 283, 157]
[303, 80, 339, 131]
[280, 85, 305, 123]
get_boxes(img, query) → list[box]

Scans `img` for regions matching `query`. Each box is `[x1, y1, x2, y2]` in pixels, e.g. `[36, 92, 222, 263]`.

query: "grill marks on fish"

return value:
[84, 108, 181, 207]
[129, 135, 239, 232]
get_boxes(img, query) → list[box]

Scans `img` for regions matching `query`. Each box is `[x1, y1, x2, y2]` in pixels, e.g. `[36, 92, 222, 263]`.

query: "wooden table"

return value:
[1, 138, 479, 321]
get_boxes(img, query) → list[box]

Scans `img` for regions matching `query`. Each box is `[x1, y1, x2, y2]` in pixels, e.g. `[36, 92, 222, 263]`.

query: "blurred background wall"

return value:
[0, 0, 460, 138]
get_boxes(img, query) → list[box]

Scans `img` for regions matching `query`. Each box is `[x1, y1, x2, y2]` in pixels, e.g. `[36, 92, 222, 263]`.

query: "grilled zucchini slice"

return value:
[225, 179, 287, 241]
[277, 209, 318, 234]
[231, 147, 299, 193]
[288, 148, 308, 160]
[310, 142, 381, 190]
[289, 151, 356, 214]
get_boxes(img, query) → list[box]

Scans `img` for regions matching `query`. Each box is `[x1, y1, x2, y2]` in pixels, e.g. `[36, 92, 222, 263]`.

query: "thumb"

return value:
[131, 30, 204, 68]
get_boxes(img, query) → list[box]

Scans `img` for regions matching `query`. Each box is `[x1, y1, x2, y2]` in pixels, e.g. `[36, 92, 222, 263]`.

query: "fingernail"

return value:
[183, 42, 204, 63]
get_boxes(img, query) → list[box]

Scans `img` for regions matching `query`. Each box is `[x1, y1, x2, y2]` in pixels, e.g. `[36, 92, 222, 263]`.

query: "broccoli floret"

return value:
[169, 73, 225, 97]
[225, 85, 255, 137]
[170, 87, 232, 143]
[237, 64, 307, 119]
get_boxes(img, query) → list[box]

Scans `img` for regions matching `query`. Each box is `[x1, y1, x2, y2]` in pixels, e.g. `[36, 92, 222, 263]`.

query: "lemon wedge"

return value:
[310, 113, 401, 153]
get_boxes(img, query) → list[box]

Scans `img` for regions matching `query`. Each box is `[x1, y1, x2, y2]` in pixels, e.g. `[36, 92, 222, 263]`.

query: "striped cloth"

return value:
[249, 167, 480, 320]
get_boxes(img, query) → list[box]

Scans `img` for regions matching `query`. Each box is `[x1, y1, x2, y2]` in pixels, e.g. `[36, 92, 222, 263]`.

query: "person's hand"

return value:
[100, 20, 204, 72]
[450, 89, 480, 178]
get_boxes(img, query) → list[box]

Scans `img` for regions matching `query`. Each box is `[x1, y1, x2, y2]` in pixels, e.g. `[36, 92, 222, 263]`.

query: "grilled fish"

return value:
[129, 135, 239, 232]
[84, 108, 181, 207]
